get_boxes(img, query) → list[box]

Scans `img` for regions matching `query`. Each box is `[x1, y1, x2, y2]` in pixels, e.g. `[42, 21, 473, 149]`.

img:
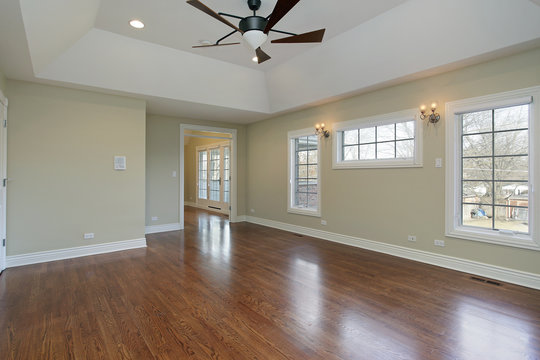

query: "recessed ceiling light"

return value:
[129, 19, 145, 29]
[252, 56, 258, 63]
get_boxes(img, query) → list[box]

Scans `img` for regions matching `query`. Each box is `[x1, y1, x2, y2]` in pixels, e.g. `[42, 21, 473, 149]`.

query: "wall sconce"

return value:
[315, 123, 330, 138]
[420, 102, 440, 124]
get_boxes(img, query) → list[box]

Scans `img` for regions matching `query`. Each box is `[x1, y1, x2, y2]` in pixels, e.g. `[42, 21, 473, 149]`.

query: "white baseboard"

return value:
[184, 202, 244, 222]
[6, 238, 147, 268]
[184, 201, 199, 208]
[246, 216, 540, 290]
[184, 201, 229, 215]
[231, 215, 247, 223]
[145, 223, 182, 234]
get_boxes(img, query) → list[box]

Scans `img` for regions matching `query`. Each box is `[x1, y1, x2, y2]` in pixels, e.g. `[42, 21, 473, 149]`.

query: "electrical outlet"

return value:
[321, 220, 327, 226]
[172, 171, 177, 178]
[84, 233, 94, 239]
[407, 235, 417, 242]
[151, 216, 158, 221]
[250, 208, 255, 213]
[434, 239, 445, 247]
[435, 158, 443, 168]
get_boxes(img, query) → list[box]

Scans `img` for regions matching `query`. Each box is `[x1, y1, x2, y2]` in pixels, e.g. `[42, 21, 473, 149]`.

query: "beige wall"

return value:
[0, 70, 6, 95]
[146, 115, 246, 226]
[184, 136, 230, 204]
[246, 47, 540, 274]
[6, 80, 146, 255]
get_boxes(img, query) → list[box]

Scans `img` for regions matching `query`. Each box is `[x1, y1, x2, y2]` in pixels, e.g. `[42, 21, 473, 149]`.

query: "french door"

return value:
[196, 142, 230, 213]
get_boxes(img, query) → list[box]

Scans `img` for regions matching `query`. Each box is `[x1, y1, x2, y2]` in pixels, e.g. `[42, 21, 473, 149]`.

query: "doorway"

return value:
[180, 125, 237, 230]
[195, 141, 230, 214]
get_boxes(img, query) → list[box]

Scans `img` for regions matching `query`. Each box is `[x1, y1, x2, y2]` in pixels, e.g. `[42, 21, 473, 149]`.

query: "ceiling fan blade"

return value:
[255, 47, 271, 64]
[192, 42, 241, 48]
[264, 0, 301, 33]
[186, 0, 243, 33]
[271, 28, 326, 44]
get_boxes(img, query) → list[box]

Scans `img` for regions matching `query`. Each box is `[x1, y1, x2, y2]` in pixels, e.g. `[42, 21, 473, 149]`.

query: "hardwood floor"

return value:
[1, 207, 539, 359]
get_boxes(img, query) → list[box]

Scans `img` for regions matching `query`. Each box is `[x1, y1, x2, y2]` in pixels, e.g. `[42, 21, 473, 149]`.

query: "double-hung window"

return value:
[332, 109, 422, 169]
[446, 86, 540, 250]
[288, 128, 321, 217]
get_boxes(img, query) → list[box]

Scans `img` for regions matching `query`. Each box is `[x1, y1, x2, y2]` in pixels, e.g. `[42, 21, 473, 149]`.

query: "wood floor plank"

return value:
[1, 206, 539, 359]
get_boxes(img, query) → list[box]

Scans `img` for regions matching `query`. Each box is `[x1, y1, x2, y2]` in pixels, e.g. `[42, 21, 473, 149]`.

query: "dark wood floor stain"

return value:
[1, 207, 539, 359]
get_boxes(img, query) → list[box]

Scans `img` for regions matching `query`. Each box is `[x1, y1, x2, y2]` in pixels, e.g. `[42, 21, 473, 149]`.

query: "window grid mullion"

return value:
[394, 123, 397, 158]
[374, 127, 378, 160]
[491, 109, 495, 230]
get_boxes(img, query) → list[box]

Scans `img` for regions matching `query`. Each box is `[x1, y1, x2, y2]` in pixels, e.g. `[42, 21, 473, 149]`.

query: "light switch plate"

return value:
[114, 156, 126, 170]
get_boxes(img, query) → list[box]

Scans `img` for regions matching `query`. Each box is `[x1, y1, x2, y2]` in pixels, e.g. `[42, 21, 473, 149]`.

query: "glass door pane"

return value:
[223, 146, 230, 204]
[198, 150, 207, 199]
[209, 148, 221, 202]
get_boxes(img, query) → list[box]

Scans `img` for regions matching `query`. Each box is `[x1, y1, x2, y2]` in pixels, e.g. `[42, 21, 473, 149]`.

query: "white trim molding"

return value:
[6, 238, 147, 268]
[245, 216, 540, 290]
[231, 215, 247, 223]
[145, 223, 182, 234]
[445, 86, 540, 250]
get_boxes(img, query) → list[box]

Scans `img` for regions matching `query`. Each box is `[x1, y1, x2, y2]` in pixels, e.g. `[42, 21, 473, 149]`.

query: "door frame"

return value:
[195, 141, 230, 214]
[179, 124, 238, 229]
[0, 89, 7, 273]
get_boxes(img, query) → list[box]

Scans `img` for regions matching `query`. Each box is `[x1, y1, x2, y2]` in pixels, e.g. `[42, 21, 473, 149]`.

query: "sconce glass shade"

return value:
[315, 123, 330, 138]
[243, 30, 268, 50]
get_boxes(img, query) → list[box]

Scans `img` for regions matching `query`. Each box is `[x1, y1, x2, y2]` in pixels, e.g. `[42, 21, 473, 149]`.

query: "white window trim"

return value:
[332, 109, 423, 169]
[445, 86, 540, 251]
[288, 128, 321, 217]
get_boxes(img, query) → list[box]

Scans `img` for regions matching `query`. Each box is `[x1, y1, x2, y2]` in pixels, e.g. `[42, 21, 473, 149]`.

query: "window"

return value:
[288, 129, 321, 216]
[333, 109, 422, 168]
[446, 86, 540, 250]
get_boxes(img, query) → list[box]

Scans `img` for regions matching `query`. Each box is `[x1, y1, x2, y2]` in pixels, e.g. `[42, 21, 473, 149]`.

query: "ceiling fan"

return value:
[187, 0, 326, 64]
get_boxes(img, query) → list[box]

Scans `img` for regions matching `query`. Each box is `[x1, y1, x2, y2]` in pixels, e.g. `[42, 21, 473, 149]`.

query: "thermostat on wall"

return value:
[114, 156, 126, 170]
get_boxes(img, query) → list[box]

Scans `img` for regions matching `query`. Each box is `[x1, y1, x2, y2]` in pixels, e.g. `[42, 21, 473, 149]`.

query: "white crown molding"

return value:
[245, 216, 540, 290]
[145, 223, 182, 234]
[6, 238, 147, 268]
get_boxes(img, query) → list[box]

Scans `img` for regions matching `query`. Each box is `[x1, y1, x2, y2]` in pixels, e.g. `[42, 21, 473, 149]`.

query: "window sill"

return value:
[288, 208, 321, 217]
[333, 160, 423, 169]
[446, 227, 540, 251]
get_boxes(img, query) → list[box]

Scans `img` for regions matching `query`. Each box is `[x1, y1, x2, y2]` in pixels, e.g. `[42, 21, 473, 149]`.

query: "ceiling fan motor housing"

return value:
[239, 16, 268, 32]
[247, 0, 262, 11]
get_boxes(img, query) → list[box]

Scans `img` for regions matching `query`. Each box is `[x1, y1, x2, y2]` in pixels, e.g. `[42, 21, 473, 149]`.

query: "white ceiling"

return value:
[0, 0, 540, 123]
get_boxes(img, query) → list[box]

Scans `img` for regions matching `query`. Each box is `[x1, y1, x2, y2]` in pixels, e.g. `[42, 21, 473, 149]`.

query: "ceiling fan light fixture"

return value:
[243, 30, 268, 50]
